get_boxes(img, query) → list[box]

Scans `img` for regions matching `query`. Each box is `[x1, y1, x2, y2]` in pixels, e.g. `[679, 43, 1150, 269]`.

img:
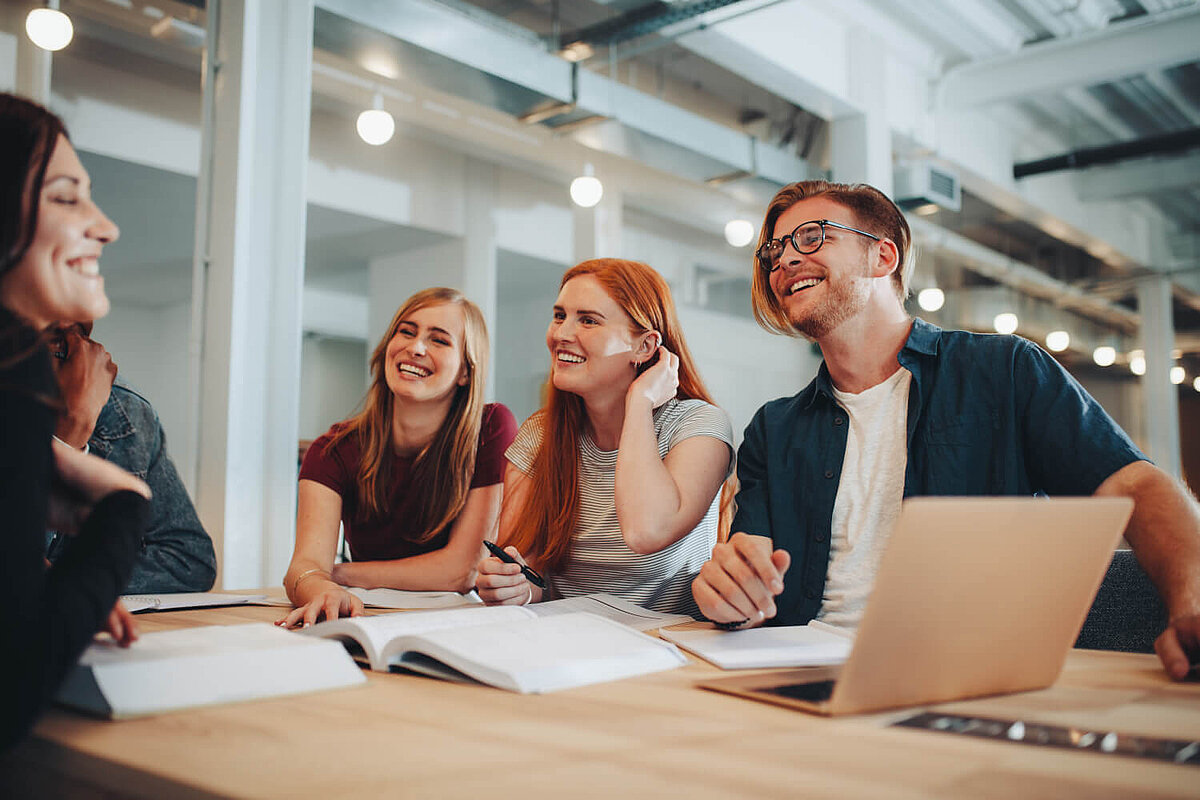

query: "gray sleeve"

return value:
[102, 390, 217, 594]
[504, 413, 545, 475]
[665, 400, 735, 476]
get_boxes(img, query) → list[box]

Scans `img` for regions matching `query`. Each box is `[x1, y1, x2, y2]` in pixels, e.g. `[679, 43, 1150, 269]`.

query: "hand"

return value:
[692, 532, 791, 627]
[475, 545, 542, 605]
[1156, 614, 1200, 680]
[103, 599, 139, 647]
[47, 439, 151, 535]
[627, 343, 678, 411]
[276, 583, 364, 629]
[48, 324, 116, 449]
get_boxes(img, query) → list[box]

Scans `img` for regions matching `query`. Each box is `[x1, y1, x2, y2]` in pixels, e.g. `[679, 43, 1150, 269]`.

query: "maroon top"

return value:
[299, 403, 517, 561]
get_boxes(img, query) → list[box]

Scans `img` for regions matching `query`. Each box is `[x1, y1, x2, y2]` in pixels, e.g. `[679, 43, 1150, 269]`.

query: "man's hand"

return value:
[1156, 615, 1200, 680]
[49, 324, 116, 449]
[692, 532, 790, 627]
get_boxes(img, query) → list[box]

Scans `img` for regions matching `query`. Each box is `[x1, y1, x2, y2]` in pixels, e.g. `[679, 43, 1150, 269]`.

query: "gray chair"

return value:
[1075, 549, 1167, 654]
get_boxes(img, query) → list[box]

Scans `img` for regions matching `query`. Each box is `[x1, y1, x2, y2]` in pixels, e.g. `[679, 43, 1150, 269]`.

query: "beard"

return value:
[786, 263, 873, 340]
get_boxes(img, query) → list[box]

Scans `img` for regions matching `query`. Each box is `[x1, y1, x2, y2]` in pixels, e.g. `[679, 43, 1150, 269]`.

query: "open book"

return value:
[301, 606, 686, 693]
[120, 592, 268, 613]
[347, 587, 482, 609]
[56, 623, 366, 719]
[659, 622, 853, 669]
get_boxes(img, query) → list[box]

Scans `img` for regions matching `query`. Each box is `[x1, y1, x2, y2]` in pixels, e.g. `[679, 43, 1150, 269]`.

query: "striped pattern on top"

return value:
[506, 399, 734, 616]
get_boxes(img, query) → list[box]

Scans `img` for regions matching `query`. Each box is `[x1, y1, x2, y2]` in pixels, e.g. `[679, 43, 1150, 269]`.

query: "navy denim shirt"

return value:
[48, 380, 217, 593]
[731, 318, 1146, 626]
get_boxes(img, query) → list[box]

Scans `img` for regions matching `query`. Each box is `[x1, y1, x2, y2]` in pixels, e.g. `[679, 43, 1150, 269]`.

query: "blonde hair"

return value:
[326, 287, 489, 543]
[506, 259, 733, 571]
[751, 180, 913, 336]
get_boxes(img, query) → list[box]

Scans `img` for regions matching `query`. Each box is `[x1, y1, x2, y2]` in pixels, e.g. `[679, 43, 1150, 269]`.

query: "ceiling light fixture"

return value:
[1092, 346, 1116, 367]
[1171, 366, 1186, 385]
[917, 287, 944, 312]
[25, 6, 73, 52]
[570, 164, 603, 208]
[993, 313, 1018, 335]
[1045, 330, 1070, 352]
[1129, 353, 1146, 376]
[356, 93, 395, 146]
[724, 220, 754, 248]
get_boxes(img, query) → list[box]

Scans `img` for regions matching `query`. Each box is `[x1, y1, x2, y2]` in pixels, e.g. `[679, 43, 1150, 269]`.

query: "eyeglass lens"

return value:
[758, 222, 825, 271]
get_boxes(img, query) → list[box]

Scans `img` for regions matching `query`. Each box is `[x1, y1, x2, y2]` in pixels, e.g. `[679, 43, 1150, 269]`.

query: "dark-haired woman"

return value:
[279, 288, 516, 628]
[0, 92, 151, 750]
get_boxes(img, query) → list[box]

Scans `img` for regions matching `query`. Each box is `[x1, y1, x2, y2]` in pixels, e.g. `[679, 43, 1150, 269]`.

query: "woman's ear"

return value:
[457, 363, 471, 387]
[633, 331, 661, 365]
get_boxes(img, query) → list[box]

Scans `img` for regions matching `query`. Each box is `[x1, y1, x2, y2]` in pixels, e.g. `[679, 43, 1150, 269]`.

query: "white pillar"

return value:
[572, 184, 622, 264]
[830, 29, 892, 193]
[0, 30, 16, 92]
[1138, 275, 1182, 478]
[193, 0, 314, 589]
[0, 2, 50, 102]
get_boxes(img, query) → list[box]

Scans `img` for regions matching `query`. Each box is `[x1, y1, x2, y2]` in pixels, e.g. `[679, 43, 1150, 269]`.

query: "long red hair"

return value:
[506, 258, 733, 572]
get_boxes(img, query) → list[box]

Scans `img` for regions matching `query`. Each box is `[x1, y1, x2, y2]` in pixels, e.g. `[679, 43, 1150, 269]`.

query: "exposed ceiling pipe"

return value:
[556, 0, 747, 59]
[1013, 126, 1200, 178]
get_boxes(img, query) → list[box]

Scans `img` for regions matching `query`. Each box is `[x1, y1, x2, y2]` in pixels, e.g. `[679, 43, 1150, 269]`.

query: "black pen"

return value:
[483, 540, 546, 589]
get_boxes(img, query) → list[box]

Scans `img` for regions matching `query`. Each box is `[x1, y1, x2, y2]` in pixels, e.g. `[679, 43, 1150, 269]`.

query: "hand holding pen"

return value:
[477, 541, 545, 606]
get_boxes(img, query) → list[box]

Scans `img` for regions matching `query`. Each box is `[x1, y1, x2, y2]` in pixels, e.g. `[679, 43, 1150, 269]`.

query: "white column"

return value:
[193, 0, 314, 589]
[572, 184, 622, 264]
[1, 30, 16, 92]
[830, 29, 892, 193]
[1138, 275, 1182, 478]
[0, 2, 50, 102]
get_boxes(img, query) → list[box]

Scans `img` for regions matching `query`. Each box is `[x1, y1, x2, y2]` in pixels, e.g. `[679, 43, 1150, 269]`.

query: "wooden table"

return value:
[3, 598, 1199, 799]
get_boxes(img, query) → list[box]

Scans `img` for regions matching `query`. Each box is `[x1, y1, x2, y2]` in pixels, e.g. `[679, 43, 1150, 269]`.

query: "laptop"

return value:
[698, 496, 1134, 716]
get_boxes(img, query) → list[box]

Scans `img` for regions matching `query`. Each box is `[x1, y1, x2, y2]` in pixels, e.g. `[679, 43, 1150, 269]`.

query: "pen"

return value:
[483, 540, 547, 589]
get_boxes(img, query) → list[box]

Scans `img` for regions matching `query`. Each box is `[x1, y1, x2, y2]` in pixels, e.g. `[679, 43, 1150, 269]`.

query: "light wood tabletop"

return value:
[3, 595, 1198, 799]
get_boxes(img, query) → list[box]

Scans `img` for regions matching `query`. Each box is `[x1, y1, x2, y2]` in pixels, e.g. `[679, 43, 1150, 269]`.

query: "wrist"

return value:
[625, 393, 654, 415]
[52, 433, 90, 454]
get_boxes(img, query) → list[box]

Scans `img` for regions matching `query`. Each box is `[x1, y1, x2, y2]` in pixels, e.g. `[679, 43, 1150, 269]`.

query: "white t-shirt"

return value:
[506, 398, 734, 616]
[817, 367, 912, 630]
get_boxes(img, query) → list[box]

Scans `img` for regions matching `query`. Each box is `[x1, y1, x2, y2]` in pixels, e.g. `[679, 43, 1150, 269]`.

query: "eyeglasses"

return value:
[757, 219, 881, 273]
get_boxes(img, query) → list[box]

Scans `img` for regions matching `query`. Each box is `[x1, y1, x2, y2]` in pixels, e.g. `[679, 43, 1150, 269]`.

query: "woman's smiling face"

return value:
[545, 274, 643, 400]
[0, 135, 119, 329]
[383, 301, 470, 404]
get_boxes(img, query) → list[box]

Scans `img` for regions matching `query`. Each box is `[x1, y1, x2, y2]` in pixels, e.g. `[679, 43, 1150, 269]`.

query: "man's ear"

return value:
[872, 239, 900, 280]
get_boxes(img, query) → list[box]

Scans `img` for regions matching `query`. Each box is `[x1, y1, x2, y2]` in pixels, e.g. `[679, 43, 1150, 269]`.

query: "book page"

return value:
[530, 594, 694, 631]
[393, 612, 686, 693]
[120, 592, 267, 613]
[347, 588, 483, 609]
[660, 624, 853, 670]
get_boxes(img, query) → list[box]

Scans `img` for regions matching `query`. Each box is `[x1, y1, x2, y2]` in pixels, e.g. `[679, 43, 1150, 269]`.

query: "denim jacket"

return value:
[732, 318, 1145, 626]
[49, 380, 217, 593]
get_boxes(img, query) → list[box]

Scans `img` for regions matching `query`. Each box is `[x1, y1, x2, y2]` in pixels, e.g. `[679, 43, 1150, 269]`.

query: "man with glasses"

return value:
[692, 179, 1200, 680]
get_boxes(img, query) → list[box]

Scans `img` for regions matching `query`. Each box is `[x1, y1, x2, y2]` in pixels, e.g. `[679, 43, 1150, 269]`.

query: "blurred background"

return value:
[4, 0, 1197, 586]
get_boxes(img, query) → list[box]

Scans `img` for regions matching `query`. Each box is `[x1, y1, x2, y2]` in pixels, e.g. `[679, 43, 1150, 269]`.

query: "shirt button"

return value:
[815, 534, 826, 543]
[824, 469, 833, 478]
[834, 417, 844, 426]
[806, 588, 818, 599]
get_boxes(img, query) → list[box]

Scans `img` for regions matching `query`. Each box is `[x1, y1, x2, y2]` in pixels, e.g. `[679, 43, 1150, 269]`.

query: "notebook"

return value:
[660, 620, 852, 669]
[699, 496, 1134, 716]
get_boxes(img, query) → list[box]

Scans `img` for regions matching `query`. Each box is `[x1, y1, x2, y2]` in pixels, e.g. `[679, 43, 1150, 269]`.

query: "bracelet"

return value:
[52, 434, 89, 455]
[520, 586, 533, 606]
[290, 567, 330, 596]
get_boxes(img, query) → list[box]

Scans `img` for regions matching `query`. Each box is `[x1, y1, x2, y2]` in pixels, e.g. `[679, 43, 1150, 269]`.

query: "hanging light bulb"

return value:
[724, 220, 754, 248]
[993, 313, 1018, 335]
[1129, 351, 1146, 376]
[1092, 346, 1116, 367]
[1193, 376, 1200, 392]
[917, 287, 944, 312]
[570, 163, 603, 208]
[356, 93, 394, 146]
[26, 7, 73, 52]
[1045, 330, 1070, 352]
[1171, 366, 1186, 385]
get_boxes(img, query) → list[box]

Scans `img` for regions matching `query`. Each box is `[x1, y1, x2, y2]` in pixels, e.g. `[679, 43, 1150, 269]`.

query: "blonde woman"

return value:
[281, 288, 516, 627]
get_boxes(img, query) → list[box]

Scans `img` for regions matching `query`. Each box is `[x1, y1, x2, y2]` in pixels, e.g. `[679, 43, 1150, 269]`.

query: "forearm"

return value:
[615, 396, 685, 553]
[1101, 462, 1200, 619]
[333, 546, 481, 593]
[54, 413, 96, 450]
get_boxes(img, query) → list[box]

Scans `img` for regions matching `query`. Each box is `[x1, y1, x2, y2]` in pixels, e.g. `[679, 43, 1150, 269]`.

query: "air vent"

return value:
[894, 162, 961, 213]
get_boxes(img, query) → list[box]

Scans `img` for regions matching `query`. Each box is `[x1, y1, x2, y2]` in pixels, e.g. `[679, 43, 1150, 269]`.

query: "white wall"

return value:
[298, 335, 369, 440]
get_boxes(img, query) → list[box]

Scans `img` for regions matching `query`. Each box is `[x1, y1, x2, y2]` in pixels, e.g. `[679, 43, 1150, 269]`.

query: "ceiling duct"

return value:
[556, 0, 747, 59]
[1014, 126, 1200, 179]
[895, 161, 962, 213]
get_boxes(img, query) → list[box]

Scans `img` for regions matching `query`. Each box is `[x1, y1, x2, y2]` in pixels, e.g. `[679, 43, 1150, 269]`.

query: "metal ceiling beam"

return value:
[938, 4, 1200, 110]
[1075, 150, 1200, 201]
[1014, 126, 1200, 178]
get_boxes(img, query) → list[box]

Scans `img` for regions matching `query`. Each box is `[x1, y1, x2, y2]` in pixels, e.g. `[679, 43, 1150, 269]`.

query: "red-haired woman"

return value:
[476, 259, 733, 615]
[280, 288, 516, 627]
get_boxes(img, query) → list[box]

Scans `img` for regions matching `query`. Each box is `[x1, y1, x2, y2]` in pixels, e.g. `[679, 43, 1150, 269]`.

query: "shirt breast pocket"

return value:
[919, 412, 1002, 494]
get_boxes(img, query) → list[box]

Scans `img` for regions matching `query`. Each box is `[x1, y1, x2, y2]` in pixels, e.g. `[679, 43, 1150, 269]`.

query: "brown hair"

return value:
[326, 287, 489, 543]
[751, 180, 913, 336]
[506, 258, 733, 572]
